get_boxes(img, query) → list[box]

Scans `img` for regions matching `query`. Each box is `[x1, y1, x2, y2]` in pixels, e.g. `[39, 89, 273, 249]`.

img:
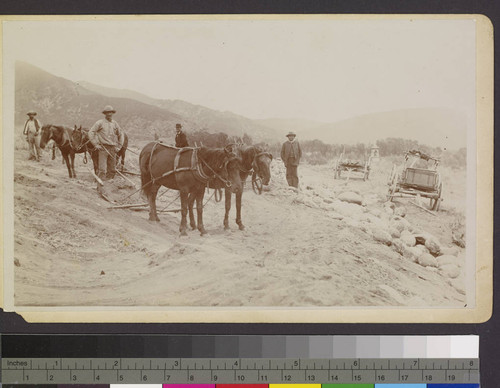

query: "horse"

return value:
[39, 125, 76, 178]
[70, 125, 99, 173]
[190, 144, 272, 230]
[71, 125, 129, 174]
[139, 142, 243, 236]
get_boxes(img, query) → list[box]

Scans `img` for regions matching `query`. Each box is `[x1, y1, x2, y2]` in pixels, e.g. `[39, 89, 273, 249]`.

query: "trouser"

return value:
[27, 133, 41, 161]
[285, 159, 299, 188]
[97, 144, 117, 180]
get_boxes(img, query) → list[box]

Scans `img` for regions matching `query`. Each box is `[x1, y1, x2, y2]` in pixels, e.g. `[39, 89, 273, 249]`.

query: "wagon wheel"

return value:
[252, 171, 263, 195]
[387, 173, 398, 202]
[431, 182, 443, 211]
[388, 165, 396, 185]
[363, 161, 370, 181]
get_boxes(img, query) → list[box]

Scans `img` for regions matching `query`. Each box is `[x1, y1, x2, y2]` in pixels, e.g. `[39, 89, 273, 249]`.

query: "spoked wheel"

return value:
[252, 172, 263, 195]
[431, 182, 443, 211]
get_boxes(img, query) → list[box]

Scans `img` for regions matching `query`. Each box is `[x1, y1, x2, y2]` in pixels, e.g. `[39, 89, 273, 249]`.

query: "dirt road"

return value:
[12, 147, 467, 307]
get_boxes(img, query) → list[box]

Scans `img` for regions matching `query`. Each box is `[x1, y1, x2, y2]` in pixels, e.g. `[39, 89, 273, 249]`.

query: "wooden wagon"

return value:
[333, 147, 371, 181]
[387, 150, 443, 211]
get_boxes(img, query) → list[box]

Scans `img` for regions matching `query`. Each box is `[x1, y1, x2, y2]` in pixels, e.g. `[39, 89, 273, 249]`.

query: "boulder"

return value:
[414, 232, 433, 245]
[392, 216, 411, 230]
[440, 246, 460, 257]
[425, 237, 442, 256]
[404, 246, 423, 262]
[335, 201, 365, 219]
[394, 205, 407, 217]
[372, 229, 392, 246]
[338, 191, 363, 205]
[437, 255, 457, 268]
[392, 239, 405, 255]
[417, 253, 439, 268]
[400, 230, 416, 247]
[370, 209, 383, 218]
[439, 264, 461, 279]
[389, 228, 401, 239]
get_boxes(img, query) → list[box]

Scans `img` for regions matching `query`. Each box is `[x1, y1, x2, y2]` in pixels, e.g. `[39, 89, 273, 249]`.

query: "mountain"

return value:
[264, 109, 467, 150]
[15, 62, 184, 141]
[77, 81, 281, 142]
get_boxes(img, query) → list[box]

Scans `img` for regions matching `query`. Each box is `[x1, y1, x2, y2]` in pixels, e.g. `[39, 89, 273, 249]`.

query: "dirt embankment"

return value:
[12, 146, 467, 307]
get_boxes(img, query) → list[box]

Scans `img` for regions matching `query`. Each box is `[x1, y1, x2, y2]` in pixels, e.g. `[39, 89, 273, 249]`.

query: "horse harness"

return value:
[240, 150, 273, 178]
[149, 142, 235, 188]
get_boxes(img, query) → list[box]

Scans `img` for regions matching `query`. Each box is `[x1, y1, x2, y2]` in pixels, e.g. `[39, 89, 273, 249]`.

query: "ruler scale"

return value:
[1, 358, 480, 385]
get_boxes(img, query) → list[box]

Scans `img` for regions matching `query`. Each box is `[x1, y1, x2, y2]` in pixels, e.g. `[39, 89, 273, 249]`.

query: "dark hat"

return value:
[286, 131, 296, 137]
[102, 105, 116, 114]
[27, 111, 37, 116]
[176, 123, 182, 128]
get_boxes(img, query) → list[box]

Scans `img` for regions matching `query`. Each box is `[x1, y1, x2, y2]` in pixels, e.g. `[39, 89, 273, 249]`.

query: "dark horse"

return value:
[139, 143, 243, 236]
[190, 144, 272, 230]
[71, 125, 129, 173]
[39, 125, 76, 178]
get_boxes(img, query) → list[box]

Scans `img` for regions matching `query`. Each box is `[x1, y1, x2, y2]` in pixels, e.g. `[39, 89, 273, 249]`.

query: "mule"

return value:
[190, 144, 272, 231]
[39, 125, 76, 178]
[70, 125, 99, 174]
[139, 142, 243, 236]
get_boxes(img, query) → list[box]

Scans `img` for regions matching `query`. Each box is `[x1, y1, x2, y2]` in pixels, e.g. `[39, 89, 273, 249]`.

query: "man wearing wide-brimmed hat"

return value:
[174, 123, 189, 148]
[280, 131, 302, 188]
[22, 110, 42, 161]
[89, 105, 125, 182]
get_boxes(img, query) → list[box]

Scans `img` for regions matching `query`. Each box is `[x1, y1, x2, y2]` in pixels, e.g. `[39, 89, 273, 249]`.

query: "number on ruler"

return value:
[400, 374, 408, 381]
[425, 375, 433, 381]
[212, 375, 218, 381]
[448, 374, 456, 381]
[260, 375, 268, 381]
[237, 375, 245, 381]
[282, 375, 291, 381]
[330, 374, 339, 381]
[72, 374, 77, 381]
[377, 375, 386, 381]
[119, 374, 124, 381]
[307, 374, 315, 381]
[143, 374, 148, 381]
[114, 361, 118, 368]
[353, 374, 362, 381]
[95, 375, 100, 381]
[189, 375, 194, 381]
[49, 375, 54, 381]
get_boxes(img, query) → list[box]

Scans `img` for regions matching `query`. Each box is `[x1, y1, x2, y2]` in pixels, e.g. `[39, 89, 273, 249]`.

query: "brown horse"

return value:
[39, 125, 76, 178]
[190, 144, 272, 230]
[71, 125, 129, 173]
[70, 125, 99, 173]
[139, 142, 243, 236]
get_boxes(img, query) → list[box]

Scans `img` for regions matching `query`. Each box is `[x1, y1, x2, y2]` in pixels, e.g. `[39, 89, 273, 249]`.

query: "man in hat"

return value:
[175, 123, 189, 148]
[89, 105, 125, 182]
[281, 131, 302, 188]
[23, 111, 42, 161]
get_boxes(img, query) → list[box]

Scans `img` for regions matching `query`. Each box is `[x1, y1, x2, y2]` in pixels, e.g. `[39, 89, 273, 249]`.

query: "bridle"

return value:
[199, 153, 241, 188]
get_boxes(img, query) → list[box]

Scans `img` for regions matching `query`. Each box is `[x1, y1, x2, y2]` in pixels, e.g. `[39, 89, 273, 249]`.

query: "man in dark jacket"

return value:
[175, 123, 189, 148]
[281, 131, 302, 188]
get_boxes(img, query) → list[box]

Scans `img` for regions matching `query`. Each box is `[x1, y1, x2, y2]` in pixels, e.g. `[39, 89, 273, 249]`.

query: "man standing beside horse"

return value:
[281, 131, 302, 188]
[89, 105, 125, 183]
[23, 110, 42, 161]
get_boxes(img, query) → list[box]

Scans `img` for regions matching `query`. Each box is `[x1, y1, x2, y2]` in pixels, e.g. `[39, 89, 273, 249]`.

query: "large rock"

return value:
[335, 201, 365, 219]
[425, 237, 442, 256]
[437, 255, 457, 268]
[372, 229, 392, 246]
[414, 232, 433, 245]
[338, 191, 363, 205]
[389, 228, 401, 239]
[417, 253, 439, 268]
[439, 264, 461, 279]
[391, 216, 411, 231]
[394, 205, 407, 217]
[400, 230, 416, 247]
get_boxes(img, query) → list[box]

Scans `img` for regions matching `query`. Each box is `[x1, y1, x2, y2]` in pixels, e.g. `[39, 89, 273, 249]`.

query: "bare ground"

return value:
[12, 146, 467, 307]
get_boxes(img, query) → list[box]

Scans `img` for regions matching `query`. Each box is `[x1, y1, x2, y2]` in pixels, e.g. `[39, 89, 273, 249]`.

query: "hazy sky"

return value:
[4, 17, 476, 123]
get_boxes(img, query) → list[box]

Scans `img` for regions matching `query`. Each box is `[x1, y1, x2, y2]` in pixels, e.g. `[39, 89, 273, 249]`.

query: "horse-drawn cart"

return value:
[333, 147, 371, 181]
[387, 150, 443, 211]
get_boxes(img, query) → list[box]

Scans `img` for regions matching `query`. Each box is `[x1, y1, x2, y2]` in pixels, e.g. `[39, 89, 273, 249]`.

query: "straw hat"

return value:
[102, 105, 116, 114]
[27, 111, 37, 116]
[286, 131, 296, 137]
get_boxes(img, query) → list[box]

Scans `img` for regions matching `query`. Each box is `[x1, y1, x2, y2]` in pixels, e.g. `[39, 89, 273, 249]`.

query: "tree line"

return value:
[186, 130, 466, 168]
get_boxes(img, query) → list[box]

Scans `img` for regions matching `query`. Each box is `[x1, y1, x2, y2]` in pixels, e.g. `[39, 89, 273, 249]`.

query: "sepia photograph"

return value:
[1, 15, 493, 321]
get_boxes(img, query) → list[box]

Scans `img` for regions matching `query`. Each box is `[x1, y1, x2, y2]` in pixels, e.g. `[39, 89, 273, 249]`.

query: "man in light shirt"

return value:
[22, 111, 42, 161]
[89, 105, 125, 182]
